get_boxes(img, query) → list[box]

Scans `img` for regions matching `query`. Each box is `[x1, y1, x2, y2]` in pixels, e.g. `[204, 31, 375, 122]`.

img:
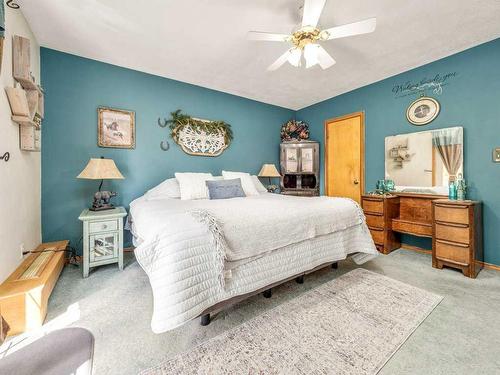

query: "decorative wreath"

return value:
[162, 109, 233, 156]
[280, 120, 310, 142]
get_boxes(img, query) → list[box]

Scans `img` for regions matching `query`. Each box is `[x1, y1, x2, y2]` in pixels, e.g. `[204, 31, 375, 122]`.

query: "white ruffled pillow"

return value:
[144, 178, 181, 200]
[222, 171, 259, 196]
[251, 175, 268, 193]
[175, 172, 214, 200]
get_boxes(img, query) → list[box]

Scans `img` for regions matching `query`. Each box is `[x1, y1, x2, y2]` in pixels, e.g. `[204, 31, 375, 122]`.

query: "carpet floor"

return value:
[4, 249, 500, 374]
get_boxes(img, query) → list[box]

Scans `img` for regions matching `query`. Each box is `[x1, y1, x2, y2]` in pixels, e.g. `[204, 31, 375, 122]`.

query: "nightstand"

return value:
[78, 207, 127, 278]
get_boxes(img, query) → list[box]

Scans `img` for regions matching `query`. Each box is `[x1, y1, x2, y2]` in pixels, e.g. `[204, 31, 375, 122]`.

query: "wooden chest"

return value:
[432, 200, 482, 278]
[361, 195, 400, 254]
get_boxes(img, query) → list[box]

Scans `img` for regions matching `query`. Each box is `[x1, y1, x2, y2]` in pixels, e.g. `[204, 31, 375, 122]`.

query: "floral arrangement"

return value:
[280, 120, 310, 141]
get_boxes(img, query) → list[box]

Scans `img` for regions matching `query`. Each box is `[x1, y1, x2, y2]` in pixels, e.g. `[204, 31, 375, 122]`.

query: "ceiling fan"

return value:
[248, 0, 376, 71]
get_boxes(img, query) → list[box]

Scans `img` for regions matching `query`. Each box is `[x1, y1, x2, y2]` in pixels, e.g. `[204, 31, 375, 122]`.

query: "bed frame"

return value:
[199, 261, 338, 326]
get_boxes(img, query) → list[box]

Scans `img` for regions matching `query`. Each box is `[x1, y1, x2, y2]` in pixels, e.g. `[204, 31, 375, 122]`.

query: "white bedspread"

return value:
[130, 193, 378, 332]
[131, 193, 364, 263]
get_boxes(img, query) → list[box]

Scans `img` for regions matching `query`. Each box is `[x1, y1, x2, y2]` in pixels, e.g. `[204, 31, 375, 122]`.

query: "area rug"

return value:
[143, 268, 442, 374]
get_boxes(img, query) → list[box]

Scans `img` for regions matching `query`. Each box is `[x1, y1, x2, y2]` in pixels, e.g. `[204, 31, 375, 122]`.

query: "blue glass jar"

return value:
[448, 182, 457, 200]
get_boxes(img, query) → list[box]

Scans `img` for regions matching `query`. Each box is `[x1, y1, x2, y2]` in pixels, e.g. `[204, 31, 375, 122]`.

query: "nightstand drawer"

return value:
[369, 228, 384, 245]
[435, 222, 470, 245]
[365, 213, 384, 229]
[89, 220, 118, 233]
[435, 240, 470, 265]
[434, 204, 469, 225]
[362, 199, 384, 214]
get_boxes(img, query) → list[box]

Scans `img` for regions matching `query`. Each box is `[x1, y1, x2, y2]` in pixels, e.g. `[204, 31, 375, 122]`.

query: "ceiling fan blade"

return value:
[267, 50, 292, 71]
[321, 18, 376, 40]
[247, 31, 290, 42]
[302, 0, 326, 27]
[316, 45, 336, 69]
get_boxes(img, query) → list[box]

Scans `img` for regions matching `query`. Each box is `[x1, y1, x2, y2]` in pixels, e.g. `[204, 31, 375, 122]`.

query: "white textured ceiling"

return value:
[20, 0, 500, 110]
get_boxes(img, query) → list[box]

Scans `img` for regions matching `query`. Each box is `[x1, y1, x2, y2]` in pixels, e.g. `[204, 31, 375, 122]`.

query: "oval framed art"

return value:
[406, 96, 440, 126]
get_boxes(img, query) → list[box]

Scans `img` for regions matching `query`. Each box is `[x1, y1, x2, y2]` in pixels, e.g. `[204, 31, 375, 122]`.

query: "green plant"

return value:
[166, 109, 233, 145]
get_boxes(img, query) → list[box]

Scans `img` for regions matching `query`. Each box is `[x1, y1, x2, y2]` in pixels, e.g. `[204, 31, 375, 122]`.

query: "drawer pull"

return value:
[434, 220, 468, 228]
[435, 239, 469, 248]
[102, 224, 107, 229]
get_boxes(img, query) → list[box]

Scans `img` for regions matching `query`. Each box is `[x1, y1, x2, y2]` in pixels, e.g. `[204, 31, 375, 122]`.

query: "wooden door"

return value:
[324, 112, 365, 203]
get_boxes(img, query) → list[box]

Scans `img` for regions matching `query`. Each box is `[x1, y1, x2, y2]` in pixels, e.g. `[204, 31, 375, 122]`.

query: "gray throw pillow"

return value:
[206, 178, 246, 199]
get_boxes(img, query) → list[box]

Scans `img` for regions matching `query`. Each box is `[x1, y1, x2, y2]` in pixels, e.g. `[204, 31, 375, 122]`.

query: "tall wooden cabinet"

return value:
[280, 141, 320, 196]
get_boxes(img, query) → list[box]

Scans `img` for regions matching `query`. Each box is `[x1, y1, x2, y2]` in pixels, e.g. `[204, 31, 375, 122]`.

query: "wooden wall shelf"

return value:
[5, 35, 44, 151]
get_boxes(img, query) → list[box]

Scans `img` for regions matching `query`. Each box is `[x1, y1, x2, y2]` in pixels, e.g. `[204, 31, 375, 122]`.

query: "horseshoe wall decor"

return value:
[160, 140, 170, 151]
[158, 118, 168, 128]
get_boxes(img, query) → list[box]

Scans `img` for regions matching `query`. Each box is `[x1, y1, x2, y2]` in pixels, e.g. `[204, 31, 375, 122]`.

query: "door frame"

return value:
[323, 111, 366, 198]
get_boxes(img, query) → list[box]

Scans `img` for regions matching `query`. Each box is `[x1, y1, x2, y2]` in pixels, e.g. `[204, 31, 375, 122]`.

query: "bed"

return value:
[129, 192, 378, 333]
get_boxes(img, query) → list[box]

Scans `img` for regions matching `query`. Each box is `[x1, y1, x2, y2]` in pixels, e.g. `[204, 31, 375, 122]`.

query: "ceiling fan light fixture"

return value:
[287, 48, 302, 67]
[304, 43, 319, 68]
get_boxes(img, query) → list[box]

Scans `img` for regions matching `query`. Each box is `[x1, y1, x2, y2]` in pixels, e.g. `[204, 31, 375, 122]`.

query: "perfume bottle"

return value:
[448, 181, 457, 200]
[456, 173, 467, 201]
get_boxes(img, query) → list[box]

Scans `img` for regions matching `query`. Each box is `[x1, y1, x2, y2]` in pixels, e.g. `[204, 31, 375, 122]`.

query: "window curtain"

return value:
[432, 128, 463, 183]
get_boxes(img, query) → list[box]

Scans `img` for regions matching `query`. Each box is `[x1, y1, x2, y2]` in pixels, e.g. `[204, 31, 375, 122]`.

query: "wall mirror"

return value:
[384, 126, 463, 195]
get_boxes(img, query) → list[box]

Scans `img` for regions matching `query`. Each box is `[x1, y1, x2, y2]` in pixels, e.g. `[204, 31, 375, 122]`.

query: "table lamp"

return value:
[77, 156, 124, 211]
[258, 164, 281, 192]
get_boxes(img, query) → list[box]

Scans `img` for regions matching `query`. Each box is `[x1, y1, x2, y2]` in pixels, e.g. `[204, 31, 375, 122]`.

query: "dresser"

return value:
[432, 200, 483, 278]
[361, 194, 483, 278]
[79, 207, 127, 278]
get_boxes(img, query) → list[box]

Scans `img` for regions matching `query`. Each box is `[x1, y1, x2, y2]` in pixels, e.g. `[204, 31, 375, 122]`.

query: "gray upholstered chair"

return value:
[0, 327, 94, 375]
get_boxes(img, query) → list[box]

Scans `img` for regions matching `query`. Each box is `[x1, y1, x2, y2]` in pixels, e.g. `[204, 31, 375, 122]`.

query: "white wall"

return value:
[0, 7, 41, 282]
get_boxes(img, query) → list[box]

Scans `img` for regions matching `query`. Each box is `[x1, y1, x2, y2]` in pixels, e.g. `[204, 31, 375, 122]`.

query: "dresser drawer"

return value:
[435, 240, 470, 265]
[435, 223, 470, 245]
[362, 199, 384, 214]
[365, 213, 384, 229]
[369, 228, 384, 245]
[89, 220, 118, 234]
[434, 204, 469, 225]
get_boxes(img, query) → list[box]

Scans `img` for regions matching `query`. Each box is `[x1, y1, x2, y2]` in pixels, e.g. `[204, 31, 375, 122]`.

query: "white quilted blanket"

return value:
[131, 194, 378, 332]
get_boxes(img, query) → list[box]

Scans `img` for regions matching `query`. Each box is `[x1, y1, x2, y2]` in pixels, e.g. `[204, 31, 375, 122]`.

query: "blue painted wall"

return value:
[296, 38, 500, 265]
[41, 48, 293, 250]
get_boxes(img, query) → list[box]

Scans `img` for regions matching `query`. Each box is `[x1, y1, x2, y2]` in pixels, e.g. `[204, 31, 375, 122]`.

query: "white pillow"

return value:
[175, 172, 214, 200]
[144, 178, 181, 200]
[251, 175, 268, 193]
[222, 171, 259, 196]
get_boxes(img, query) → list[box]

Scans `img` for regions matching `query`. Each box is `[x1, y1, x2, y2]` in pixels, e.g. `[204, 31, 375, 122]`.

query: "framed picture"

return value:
[98, 107, 135, 148]
[406, 96, 440, 126]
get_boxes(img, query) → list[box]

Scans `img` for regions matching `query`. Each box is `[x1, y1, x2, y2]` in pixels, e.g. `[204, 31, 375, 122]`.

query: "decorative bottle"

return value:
[456, 173, 467, 201]
[448, 181, 457, 200]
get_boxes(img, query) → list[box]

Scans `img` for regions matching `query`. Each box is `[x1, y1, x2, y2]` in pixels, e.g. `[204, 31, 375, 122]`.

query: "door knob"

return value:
[353, 179, 359, 185]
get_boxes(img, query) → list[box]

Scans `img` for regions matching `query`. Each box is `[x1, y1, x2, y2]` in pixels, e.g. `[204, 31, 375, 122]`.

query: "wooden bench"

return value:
[0, 240, 68, 336]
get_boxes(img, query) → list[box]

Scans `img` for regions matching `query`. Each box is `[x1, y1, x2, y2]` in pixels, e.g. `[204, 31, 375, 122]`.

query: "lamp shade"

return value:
[77, 158, 124, 180]
[258, 164, 280, 178]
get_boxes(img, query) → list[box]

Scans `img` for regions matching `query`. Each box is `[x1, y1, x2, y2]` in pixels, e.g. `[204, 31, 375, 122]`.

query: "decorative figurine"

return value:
[92, 191, 117, 211]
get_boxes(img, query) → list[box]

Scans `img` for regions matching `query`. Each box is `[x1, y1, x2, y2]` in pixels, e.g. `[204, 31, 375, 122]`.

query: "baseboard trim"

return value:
[400, 243, 431, 255]
[475, 261, 500, 271]
[400, 243, 500, 272]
